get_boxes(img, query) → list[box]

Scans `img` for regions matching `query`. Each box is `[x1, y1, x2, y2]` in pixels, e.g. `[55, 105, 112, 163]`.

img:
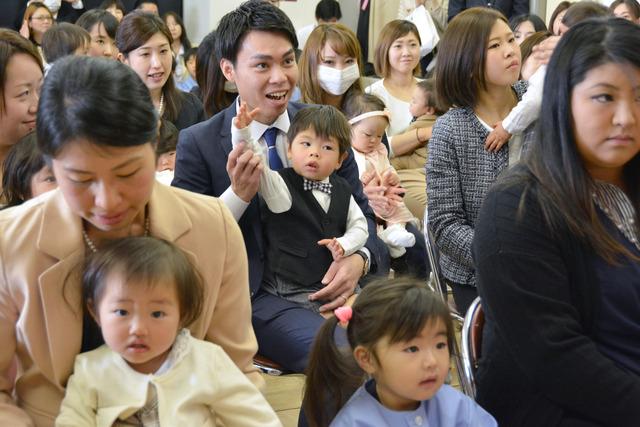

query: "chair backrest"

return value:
[460, 297, 484, 398]
[423, 206, 446, 302]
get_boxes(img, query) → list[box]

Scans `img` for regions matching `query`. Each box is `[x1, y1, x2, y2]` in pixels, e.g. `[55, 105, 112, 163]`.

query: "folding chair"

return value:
[460, 296, 484, 398]
[253, 355, 287, 376]
[422, 207, 462, 321]
[423, 206, 475, 397]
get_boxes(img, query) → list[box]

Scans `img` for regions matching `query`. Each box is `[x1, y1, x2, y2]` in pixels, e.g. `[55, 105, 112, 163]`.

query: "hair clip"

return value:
[334, 306, 352, 325]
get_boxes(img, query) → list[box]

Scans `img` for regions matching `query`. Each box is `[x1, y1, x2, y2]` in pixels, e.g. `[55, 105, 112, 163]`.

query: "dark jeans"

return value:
[448, 281, 478, 316]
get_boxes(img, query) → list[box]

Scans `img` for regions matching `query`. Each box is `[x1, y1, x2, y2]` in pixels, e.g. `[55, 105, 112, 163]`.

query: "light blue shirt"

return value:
[330, 381, 497, 427]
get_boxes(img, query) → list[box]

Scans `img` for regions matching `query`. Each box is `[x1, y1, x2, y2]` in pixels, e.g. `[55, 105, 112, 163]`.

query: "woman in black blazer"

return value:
[473, 18, 640, 427]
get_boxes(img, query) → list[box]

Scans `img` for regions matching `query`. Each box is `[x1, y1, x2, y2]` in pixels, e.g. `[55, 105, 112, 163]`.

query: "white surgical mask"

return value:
[317, 64, 360, 96]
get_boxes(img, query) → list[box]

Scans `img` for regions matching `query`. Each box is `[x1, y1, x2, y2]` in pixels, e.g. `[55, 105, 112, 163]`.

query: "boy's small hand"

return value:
[485, 122, 511, 152]
[234, 101, 260, 129]
[318, 238, 345, 261]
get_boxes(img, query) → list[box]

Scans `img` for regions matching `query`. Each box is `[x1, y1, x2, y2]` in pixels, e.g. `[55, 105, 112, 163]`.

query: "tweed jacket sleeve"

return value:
[426, 82, 527, 286]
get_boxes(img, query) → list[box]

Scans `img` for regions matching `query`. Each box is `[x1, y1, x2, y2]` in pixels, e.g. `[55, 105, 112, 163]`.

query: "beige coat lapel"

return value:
[147, 183, 192, 244]
[36, 191, 85, 386]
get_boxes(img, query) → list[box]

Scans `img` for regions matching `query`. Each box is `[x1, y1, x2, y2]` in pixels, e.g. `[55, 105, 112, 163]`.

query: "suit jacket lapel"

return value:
[148, 183, 192, 243]
[37, 190, 85, 386]
[219, 102, 238, 157]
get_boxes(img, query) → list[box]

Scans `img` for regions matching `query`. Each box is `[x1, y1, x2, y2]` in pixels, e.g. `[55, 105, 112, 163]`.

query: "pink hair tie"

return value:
[334, 306, 353, 325]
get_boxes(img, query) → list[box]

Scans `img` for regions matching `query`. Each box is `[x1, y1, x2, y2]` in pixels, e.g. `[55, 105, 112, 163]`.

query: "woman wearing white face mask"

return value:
[298, 23, 363, 112]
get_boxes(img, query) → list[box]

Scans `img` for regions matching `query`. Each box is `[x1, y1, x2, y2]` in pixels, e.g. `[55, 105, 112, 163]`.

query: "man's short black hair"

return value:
[316, 0, 341, 21]
[215, 0, 297, 65]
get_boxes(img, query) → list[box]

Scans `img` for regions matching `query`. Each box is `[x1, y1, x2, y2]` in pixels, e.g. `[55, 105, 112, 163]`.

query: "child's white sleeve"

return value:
[55, 362, 98, 427]
[502, 65, 546, 135]
[336, 197, 369, 256]
[231, 123, 293, 213]
[210, 347, 282, 427]
[231, 123, 261, 154]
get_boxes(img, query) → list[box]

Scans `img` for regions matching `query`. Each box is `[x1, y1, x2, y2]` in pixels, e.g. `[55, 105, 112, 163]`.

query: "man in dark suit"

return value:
[173, 0, 388, 373]
[174, 0, 427, 373]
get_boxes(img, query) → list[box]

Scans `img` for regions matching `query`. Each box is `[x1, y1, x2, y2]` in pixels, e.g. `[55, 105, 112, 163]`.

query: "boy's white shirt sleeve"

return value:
[502, 65, 546, 134]
[336, 197, 368, 256]
[231, 124, 292, 213]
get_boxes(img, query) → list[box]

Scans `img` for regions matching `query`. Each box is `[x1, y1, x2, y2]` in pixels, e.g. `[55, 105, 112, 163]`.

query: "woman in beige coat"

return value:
[0, 56, 261, 427]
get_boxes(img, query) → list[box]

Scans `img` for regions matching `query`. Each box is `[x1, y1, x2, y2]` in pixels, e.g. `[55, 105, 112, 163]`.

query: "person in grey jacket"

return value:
[426, 7, 526, 314]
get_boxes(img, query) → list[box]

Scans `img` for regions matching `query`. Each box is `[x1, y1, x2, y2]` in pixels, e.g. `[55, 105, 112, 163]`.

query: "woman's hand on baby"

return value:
[485, 122, 511, 152]
[318, 238, 345, 261]
[233, 101, 260, 130]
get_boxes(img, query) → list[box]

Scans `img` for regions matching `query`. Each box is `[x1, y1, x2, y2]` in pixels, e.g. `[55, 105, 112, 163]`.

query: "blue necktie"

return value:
[263, 127, 283, 171]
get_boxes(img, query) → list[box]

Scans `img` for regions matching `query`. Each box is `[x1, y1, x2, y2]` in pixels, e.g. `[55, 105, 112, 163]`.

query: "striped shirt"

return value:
[593, 181, 640, 251]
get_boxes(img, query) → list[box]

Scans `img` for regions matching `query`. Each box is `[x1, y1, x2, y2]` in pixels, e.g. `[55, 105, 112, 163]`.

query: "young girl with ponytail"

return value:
[303, 278, 496, 426]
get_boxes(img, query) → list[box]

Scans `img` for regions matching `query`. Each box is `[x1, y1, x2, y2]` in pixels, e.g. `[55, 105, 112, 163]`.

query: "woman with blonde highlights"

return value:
[299, 23, 363, 111]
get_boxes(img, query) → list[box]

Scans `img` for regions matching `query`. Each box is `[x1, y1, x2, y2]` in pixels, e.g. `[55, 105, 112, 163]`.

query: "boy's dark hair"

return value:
[415, 79, 445, 115]
[304, 278, 455, 427]
[41, 23, 90, 63]
[287, 105, 351, 155]
[76, 9, 119, 40]
[562, 1, 610, 28]
[0, 132, 50, 208]
[184, 46, 198, 62]
[215, 0, 298, 65]
[316, 0, 341, 21]
[156, 119, 178, 155]
[83, 236, 204, 327]
[609, 0, 640, 19]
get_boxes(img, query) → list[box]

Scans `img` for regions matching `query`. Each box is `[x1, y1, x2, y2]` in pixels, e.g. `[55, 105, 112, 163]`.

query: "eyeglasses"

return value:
[31, 16, 53, 22]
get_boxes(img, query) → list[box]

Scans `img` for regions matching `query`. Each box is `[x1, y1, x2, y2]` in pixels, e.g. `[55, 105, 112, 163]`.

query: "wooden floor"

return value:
[262, 372, 305, 427]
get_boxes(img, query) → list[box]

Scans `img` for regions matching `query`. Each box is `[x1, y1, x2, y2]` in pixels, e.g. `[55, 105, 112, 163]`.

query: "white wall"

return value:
[184, 0, 329, 45]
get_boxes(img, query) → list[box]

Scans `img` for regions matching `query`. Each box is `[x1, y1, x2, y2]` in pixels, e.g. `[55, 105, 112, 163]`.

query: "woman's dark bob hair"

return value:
[36, 56, 157, 157]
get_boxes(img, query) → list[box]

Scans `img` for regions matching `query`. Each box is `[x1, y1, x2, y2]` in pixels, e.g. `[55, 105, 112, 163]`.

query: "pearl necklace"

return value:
[158, 93, 165, 116]
[82, 216, 151, 254]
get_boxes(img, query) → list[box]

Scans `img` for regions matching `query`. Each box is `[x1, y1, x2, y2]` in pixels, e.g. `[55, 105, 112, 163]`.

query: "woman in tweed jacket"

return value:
[426, 7, 526, 314]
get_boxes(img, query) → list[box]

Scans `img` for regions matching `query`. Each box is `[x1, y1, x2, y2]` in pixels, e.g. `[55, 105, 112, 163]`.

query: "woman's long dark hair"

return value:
[162, 11, 191, 51]
[116, 10, 183, 123]
[503, 17, 640, 263]
[303, 278, 454, 427]
[195, 30, 234, 117]
[0, 132, 48, 208]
